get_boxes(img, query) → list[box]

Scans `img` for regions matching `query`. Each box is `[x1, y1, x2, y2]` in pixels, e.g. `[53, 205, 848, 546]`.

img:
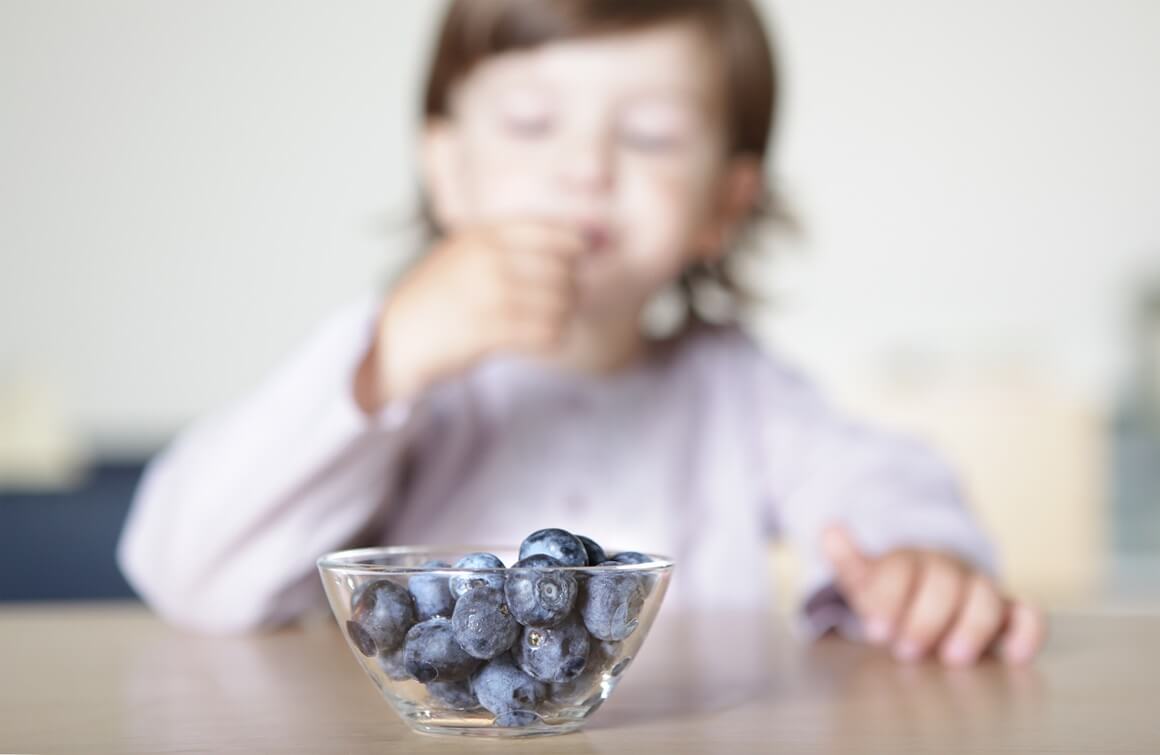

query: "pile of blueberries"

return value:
[345, 528, 655, 728]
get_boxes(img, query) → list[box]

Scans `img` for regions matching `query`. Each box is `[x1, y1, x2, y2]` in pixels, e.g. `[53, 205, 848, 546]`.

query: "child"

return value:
[118, 0, 1044, 667]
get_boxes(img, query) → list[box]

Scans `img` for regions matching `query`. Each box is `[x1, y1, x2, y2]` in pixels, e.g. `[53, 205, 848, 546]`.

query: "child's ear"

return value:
[693, 155, 764, 263]
[421, 118, 467, 230]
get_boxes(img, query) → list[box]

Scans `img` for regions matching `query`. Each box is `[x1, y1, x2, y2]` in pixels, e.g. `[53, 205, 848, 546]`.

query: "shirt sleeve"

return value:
[755, 356, 997, 641]
[117, 294, 429, 633]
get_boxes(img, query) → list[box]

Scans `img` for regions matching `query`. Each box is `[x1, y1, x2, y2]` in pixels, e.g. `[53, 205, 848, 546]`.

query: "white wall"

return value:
[2, 0, 1158, 455]
[760, 0, 1160, 404]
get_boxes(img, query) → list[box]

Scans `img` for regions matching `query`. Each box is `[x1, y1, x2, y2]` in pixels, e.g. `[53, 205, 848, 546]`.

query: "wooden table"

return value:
[3, 603, 1158, 753]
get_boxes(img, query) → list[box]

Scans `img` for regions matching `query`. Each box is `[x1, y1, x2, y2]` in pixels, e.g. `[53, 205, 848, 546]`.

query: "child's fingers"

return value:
[892, 556, 966, 662]
[937, 575, 1005, 666]
[859, 552, 919, 645]
[821, 526, 873, 599]
[502, 245, 576, 297]
[495, 222, 587, 261]
[503, 286, 573, 327]
[494, 289, 574, 353]
[506, 317, 571, 354]
[498, 253, 577, 349]
[997, 601, 1047, 665]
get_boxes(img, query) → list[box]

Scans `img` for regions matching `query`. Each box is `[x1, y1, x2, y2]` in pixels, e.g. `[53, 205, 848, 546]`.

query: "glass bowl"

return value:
[317, 545, 673, 738]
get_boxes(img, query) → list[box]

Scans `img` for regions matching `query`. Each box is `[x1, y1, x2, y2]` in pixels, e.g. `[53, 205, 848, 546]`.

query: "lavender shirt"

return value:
[117, 295, 994, 635]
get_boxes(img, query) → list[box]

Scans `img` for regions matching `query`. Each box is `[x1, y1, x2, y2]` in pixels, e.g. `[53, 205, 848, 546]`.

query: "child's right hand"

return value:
[358, 222, 586, 411]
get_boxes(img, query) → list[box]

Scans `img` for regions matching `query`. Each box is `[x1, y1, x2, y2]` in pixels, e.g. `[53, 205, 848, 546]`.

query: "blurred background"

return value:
[2, 1, 1158, 610]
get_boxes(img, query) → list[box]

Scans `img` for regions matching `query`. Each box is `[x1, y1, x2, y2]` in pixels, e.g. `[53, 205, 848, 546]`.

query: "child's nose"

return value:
[555, 133, 614, 195]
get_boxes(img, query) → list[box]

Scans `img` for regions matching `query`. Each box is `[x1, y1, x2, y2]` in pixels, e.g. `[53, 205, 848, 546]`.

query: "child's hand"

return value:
[360, 222, 585, 410]
[822, 526, 1046, 666]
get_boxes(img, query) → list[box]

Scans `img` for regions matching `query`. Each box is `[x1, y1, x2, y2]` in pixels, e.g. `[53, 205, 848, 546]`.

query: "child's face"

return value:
[424, 22, 759, 314]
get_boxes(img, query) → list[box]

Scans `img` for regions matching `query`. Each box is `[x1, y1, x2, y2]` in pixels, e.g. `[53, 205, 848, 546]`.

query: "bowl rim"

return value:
[317, 544, 674, 574]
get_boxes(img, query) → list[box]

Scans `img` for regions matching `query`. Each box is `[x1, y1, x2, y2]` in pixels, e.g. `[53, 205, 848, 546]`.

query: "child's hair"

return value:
[419, 0, 785, 326]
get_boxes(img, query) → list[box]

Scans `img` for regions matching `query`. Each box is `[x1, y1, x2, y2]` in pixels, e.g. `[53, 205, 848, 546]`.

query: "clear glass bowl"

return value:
[317, 545, 673, 738]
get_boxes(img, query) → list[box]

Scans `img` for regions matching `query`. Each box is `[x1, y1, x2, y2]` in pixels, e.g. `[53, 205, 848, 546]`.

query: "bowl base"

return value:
[407, 716, 585, 738]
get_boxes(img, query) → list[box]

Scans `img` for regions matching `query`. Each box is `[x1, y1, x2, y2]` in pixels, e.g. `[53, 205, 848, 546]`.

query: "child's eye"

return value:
[503, 115, 554, 139]
[497, 89, 554, 140]
[619, 103, 691, 153]
[619, 129, 681, 152]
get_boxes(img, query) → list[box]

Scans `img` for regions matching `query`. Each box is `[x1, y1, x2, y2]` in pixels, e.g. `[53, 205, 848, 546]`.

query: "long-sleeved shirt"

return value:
[117, 294, 995, 634]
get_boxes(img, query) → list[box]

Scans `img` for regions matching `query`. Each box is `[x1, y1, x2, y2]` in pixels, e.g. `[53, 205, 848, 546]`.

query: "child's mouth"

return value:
[581, 225, 612, 254]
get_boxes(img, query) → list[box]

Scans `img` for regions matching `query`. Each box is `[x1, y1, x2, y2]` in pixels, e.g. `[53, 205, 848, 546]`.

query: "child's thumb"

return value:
[822, 525, 872, 593]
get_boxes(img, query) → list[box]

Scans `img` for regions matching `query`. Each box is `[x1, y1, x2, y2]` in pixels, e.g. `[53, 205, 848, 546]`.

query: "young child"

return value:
[118, 0, 1044, 667]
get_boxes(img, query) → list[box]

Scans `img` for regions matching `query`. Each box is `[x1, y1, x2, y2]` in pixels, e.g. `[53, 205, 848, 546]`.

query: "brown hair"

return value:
[419, 0, 784, 325]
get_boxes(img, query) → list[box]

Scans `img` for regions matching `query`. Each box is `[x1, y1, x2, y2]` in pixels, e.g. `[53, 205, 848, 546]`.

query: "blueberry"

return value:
[580, 562, 647, 641]
[448, 552, 506, 600]
[513, 613, 591, 684]
[409, 560, 456, 621]
[426, 679, 481, 711]
[576, 535, 607, 566]
[471, 653, 547, 728]
[494, 710, 539, 728]
[450, 585, 520, 660]
[402, 618, 481, 683]
[376, 647, 411, 681]
[549, 639, 621, 705]
[611, 551, 651, 565]
[347, 579, 416, 656]
[504, 554, 578, 627]
[518, 528, 588, 567]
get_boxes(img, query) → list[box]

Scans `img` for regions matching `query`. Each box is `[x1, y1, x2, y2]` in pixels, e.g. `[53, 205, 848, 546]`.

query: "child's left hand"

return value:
[822, 526, 1046, 666]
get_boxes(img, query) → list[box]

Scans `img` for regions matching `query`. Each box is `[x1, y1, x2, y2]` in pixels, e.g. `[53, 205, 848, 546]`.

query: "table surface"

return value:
[3, 603, 1159, 754]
